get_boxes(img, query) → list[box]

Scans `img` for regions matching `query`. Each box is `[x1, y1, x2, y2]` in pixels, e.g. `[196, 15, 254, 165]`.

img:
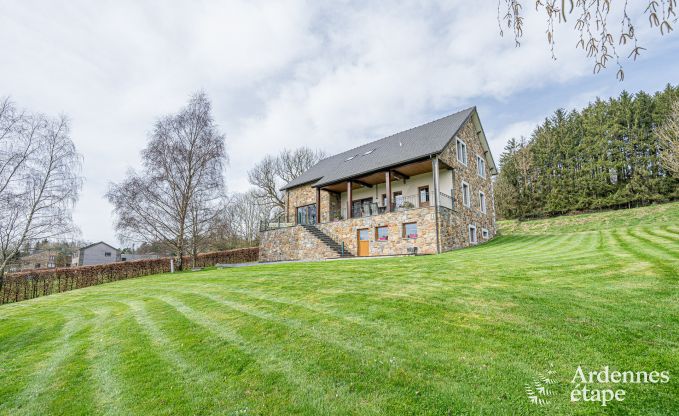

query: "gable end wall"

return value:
[437, 117, 496, 250]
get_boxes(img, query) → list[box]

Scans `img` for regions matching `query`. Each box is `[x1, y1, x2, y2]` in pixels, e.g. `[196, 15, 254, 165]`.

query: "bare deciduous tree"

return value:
[187, 187, 225, 268]
[248, 147, 325, 211]
[657, 100, 679, 177]
[498, 0, 677, 80]
[228, 191, 271, 244]
[205, 190, 270, 249]
[0, 98, 82, 288]
[107, 92, 226, 271]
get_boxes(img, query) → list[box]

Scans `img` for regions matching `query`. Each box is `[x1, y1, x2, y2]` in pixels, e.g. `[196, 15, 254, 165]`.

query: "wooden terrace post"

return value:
[385, 171, 392, 212]
[347, 181, 353, 219]
[315, 187, 321, 224]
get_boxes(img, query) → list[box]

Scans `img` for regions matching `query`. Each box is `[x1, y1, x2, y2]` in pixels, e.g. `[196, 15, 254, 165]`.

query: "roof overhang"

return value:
[312, 155, 433, 189]
[470, 109, 498, 175]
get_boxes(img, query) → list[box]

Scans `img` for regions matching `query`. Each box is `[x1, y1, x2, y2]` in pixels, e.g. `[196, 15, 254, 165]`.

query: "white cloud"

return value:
[0, 0, 675, 243]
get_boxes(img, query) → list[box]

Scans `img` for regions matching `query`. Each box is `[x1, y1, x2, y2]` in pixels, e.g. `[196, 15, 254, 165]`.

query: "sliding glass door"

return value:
[296, 204, 317, 225]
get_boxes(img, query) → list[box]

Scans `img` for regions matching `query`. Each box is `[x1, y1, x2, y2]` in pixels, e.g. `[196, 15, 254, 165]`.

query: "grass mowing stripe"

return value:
[7, 311, 90, 416]
[0, 312, 70, 409]
[204, 287, 409, 337]
[108, 300, 208, 415]
[135, 296, 301, 415]
[515, 232, 594, 263]
[641, 227, 679, 245]
[630, 228, 679, 259]
[155, 295, 341, 415]
[175, 290, 412, 360]
[663, 226, 679, 235]
[597, 229, 648, 275]
[159, 291, 502, 414]
[472, 234, 568, 261]
[467, 235, 542, 256]
[160, 292, 448, 415]
[88, 305, 129, 416]
[480, 234, 555, 255]
[611, 228, 678, 278]
[125, 299, 227, 410]
[45, 313, 97, 416]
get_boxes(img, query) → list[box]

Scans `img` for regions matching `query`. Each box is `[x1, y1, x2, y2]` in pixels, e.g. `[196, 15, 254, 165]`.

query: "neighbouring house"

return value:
[259, 107, 498, 261]
[71, 242, 120, 266]
[17, 250, 59, 270]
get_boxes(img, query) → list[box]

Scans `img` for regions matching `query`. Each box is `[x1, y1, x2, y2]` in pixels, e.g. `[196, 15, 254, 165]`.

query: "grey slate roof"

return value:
[79, 241, 119, 252]
[282, 107, 483, 190]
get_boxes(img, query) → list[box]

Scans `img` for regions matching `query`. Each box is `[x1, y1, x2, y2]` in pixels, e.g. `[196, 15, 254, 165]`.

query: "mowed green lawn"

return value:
[1, 203, 678, 415]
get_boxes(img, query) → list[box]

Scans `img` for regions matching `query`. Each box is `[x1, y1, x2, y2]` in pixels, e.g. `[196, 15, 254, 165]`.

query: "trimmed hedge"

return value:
[1, 247, 259, 305]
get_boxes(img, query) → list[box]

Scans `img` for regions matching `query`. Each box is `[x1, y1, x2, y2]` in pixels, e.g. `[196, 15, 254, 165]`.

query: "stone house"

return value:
[259, 107, 498, 261]
[71, 241, 120, 266]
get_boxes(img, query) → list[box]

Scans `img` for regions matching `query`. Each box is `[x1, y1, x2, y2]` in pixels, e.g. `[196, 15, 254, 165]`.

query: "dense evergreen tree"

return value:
[496, 85, 679, 219]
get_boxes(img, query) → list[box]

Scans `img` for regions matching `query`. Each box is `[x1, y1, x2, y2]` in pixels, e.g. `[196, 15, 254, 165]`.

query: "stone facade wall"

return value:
[286, 185, 342, 225]
[285, 185, 317, 223]
[438, 117, 496, 246]
[317, 207, 437, 256]
[261, 204, 495, 262]
[327, 192, 341, 222]
[259, 226, 337, 262]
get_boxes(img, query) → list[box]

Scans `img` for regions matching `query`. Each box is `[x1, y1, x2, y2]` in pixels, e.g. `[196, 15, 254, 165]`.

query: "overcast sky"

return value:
[1, 1, 677, 245]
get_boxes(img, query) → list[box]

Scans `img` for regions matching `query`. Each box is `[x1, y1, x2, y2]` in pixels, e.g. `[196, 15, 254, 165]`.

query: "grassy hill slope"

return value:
[1, 203, 677, 415]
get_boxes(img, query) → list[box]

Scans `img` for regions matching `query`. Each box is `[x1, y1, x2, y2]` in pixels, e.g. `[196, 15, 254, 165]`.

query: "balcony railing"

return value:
[260, 191, 459, 230]
[259, 212, 294, 231]
[327, 193, 453, 221]
[438, 192, 454, 210]
[392, 194, 420, 211]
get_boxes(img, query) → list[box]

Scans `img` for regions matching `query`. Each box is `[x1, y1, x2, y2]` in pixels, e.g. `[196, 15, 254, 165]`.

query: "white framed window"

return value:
[479, 191, 486, 214]
[476, 155, 486, 178]
[461, 181, 471, 208]
[456, 138, 468, 166]
[482, 228, 489, 239]
[104, 252, 111, 257]
[468, 224, 477, 244]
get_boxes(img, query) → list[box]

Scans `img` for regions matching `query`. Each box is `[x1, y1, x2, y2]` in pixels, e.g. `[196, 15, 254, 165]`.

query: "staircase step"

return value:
[301, 225, 352, 256]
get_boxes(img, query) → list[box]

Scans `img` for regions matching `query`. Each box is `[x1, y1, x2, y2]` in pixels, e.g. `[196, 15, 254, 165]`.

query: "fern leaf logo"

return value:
[525, 367, 557, 406]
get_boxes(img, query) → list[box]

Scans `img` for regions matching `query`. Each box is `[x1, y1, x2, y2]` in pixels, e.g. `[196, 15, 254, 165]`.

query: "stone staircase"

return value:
[300, 224, 354, 258]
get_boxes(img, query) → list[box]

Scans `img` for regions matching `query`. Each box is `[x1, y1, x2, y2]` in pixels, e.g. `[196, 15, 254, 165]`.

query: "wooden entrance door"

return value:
[357, 228, 370, 256]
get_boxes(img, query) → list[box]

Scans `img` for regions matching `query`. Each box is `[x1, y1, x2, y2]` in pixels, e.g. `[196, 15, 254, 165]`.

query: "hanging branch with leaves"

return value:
[498, 0, 677, 80]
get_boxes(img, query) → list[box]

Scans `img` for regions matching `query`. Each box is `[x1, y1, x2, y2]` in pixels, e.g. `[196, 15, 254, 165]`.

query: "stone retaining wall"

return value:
[259, 225, 337, 262]
[260, 202, 496, 261]
[316, 207, 437, 256]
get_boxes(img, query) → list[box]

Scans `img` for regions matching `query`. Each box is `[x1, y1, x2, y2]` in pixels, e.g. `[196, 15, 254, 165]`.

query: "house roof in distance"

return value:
[78, 241, 119, 252]
[281, 107, 497, 190]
